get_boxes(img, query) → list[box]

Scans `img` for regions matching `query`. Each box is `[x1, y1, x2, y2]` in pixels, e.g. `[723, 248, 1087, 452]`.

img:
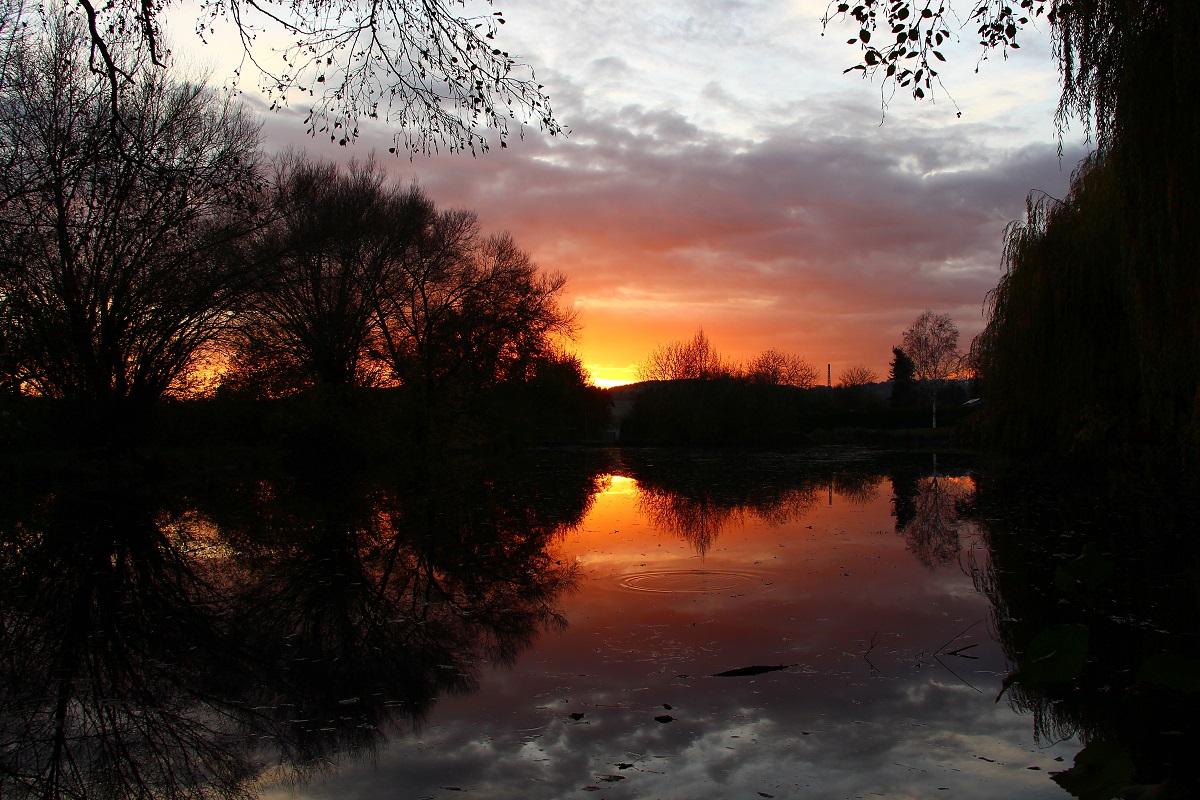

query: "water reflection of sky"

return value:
[265, 472, 1080, 800]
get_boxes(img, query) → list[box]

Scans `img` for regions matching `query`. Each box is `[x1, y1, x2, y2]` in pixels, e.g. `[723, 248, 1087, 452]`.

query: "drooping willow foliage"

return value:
[974, 1, 1200, 453]
[976, 156, 1136, 448]
[1050, 0, 1132, 148]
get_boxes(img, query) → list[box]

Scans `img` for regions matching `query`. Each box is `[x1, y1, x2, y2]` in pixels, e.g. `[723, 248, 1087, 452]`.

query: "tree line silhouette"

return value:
[0, 16, 598, 450]
[621, 325, 971, 446]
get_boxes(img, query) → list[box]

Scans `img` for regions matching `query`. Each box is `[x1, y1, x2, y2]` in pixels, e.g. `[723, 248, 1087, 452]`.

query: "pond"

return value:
[1, 448, 1196, 799]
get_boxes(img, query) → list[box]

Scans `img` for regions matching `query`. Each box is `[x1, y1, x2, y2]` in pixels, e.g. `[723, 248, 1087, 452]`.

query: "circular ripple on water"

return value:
[619, 569, 764, 594]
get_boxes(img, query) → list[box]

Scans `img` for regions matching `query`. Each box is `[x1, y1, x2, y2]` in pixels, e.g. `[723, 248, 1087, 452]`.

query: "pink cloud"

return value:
[340, 101, 1084, 382]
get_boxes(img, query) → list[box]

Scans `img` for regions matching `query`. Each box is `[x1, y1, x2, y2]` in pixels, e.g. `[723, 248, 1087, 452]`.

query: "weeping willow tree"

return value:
[958, 1, 1200, 452]
[974, 156, 1137, 448]
[1107, 2, 1200, 447]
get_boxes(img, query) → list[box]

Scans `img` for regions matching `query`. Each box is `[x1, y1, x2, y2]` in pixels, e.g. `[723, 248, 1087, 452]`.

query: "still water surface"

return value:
[3, 448, 1195, 799]
[269, 451, 1075, 799]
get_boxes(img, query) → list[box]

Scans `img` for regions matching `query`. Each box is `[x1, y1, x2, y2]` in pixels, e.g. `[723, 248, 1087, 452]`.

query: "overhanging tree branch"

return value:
[59, 0, 560, 154]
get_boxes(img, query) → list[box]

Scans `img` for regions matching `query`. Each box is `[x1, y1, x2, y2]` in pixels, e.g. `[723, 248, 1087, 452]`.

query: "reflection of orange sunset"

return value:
[527, 466, 997, 710]
[568, 471, 904, 568]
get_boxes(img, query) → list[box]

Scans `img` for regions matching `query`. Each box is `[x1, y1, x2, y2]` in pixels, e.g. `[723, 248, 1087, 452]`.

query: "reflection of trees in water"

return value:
[889, 456, 976, 568]
[0, 482, 256, 799]
[0, 454, 602, 799]
[831, 472, 882, 507]
[898, 474, 976, 568]
[966, 466, 1200, 796]
[636, 489, 745, 556]
[636, 481, 827, 555]
[220, 481, 579, 776]
[623, 452, 878, 555]
[749, 483, 825, 526]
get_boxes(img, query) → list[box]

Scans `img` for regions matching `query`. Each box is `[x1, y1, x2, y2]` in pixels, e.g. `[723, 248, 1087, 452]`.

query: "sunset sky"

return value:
[175, 0, 1090, 386]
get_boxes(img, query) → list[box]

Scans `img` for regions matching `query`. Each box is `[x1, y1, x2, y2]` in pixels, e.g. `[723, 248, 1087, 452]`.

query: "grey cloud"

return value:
[588, 55, 632, 79]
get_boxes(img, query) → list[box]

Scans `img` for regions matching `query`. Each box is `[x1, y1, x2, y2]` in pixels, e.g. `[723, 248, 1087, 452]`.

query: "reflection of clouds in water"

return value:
[296, 673, 1074, 800]
[292, 601, 1065, 799]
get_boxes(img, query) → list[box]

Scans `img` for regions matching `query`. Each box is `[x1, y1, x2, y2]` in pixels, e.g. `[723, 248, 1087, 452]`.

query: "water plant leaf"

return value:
[712, 664, 797, 677]
[944, 643, 979, 658]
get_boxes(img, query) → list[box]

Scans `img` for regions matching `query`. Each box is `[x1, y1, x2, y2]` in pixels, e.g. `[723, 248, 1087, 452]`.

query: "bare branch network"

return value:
[69, 0, 563, 154]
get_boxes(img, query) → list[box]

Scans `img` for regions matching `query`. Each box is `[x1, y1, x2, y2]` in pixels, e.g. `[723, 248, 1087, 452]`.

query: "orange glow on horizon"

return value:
[587, 368, 637, 389]
[573, 307, 896, 391]
[566, 291, 912, 391]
